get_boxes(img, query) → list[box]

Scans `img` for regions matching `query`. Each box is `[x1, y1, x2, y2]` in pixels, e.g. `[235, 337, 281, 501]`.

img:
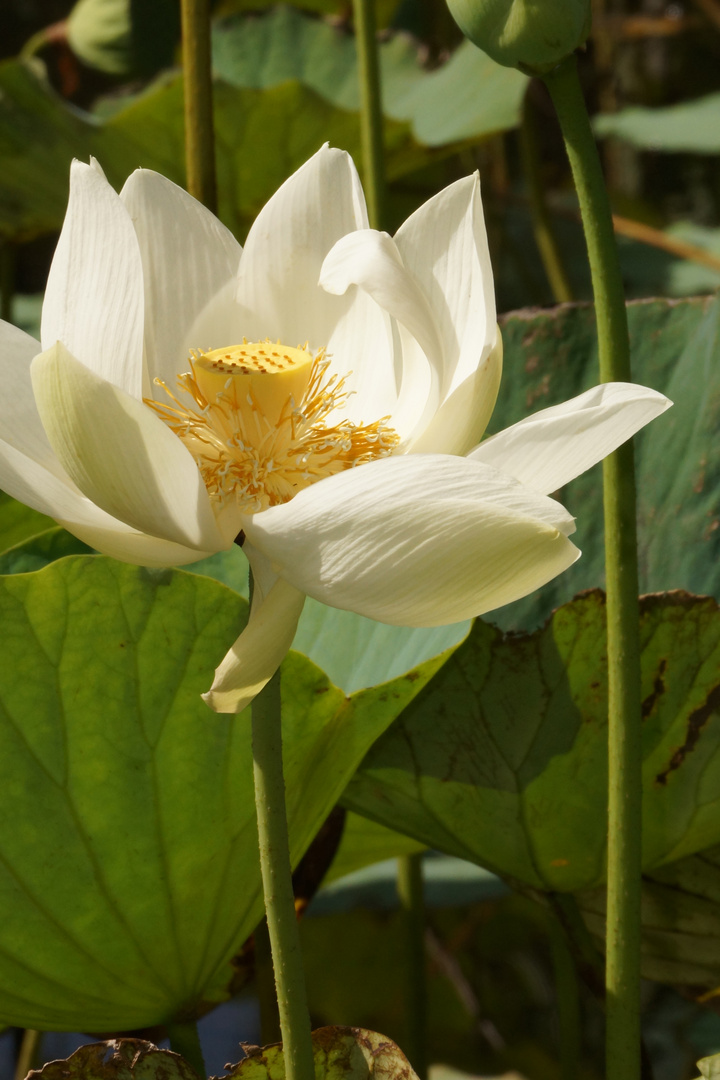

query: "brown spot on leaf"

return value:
[641, 659, 667, 720]
[655, 683, 720, 785]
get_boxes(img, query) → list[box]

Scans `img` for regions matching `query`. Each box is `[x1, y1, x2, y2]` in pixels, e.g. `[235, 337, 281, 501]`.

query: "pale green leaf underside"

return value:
[0, 556, 444, 1030]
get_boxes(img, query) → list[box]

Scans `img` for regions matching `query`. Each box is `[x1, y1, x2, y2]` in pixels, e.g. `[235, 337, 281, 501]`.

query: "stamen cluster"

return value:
[146, 341, 399, 513]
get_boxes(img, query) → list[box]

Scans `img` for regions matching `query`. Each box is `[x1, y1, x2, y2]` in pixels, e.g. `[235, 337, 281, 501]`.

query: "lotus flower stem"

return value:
[252, 667, 315, 1080]
[543, 53, 642, 1080]
[353, 0, 385, 229]
[397, 853, 428, 1080]
[180, 0, 217, 213]
[519, 91, 573, 304]
[166, 1019, 206, 1078]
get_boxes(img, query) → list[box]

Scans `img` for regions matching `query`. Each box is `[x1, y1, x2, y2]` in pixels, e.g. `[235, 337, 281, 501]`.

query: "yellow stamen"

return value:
[145, 339, 399, 513]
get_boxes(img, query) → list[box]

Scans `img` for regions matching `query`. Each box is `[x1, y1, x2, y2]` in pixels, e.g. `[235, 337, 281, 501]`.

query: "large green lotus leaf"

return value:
[324, 813, 426, 885]
[212, 8, 527, 147]
[0, 491, 53, 553]
[577, 843, 720, 990]
[489, 295, 720, 631]
[343, 591, 720, 893]
[594, 93, 720, 153]
[0, 556, 444, 1031]
[0, 517, 471, 693]
[0, 60, 410, 241]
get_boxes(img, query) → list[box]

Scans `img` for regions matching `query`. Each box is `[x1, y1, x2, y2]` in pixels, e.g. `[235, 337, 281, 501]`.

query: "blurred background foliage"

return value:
[3, 0, 720, 1078]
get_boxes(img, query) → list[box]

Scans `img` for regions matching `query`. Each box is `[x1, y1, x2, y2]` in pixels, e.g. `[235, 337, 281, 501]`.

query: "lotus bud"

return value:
[445, 0, 592, 75]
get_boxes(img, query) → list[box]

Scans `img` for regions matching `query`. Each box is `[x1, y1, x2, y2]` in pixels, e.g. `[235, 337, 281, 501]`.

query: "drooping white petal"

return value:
[0, 320, 66, 476]
[470, 382, 672, 495]
[31, 342, 228, 551]
[120, 169, 242, 390]
[202, 577, 306, 715]
[320, 229, 443, 439]
[41, 159, 144, 399]
[406, 333, 502, 456]
[0, 435, 212, 565]
[244, 454, 579, 627]
[394, 173, 496, 400]
[234, 146, 369, 349]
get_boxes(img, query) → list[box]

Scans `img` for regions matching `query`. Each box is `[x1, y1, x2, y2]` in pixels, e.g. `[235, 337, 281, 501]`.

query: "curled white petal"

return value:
[471, 382, 672, 494]
[203, 578, 306, 715]
[244, 454, 579, 627]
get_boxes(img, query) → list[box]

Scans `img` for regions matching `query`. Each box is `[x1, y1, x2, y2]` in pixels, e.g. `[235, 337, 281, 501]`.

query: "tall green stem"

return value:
[519, 91, 573, 304]
[180, 0, 217, 213]
[252, 669, 315, 1080]
[396, 854, 427, 1080]
[543, 54, 642, 1080]
[166, 1020, 206, 1078]
[353, 0, 385, 229]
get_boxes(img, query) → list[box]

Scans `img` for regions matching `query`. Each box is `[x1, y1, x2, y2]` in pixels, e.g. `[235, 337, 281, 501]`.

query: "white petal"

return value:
[120, 169, 242, 389]
[31, 342, 228, 551]
[406, 333, 502, 455]
[470, 382, 673, 494]
[41, 159, 144, 399]
[320, 229, 443, 440]
[234, 146, 368, 348]
[0, 320, 66, 476]
[244, 454, 579, 627]
[202, 578, 306, 715]
[394, 173, 496, 400]
[0, 437, 216, 566]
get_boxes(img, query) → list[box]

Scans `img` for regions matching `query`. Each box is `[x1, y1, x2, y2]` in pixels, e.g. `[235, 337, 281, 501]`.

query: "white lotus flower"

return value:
[0, 147, 670, 713]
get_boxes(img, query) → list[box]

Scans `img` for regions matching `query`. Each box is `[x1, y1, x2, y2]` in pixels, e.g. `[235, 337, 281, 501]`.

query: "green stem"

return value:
[519, 90, 573, 304]
[396, 854, 427, 1080]
[252, 669, 315, 1080]
[543, 54, 642, 1080]
[353, 0, 385, 229]
[180, 0, 217, 213]
[166, 1020, 206, 1078]
[548, 914, 582, 1080]
[14, 1029, 41, 1080]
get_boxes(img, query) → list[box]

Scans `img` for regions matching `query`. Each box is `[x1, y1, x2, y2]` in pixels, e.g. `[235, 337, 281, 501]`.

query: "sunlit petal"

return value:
[202, 577, 306, 714]
[120, 169, 242, 390]
[470, 382, 672, 494]
[244, 454, 578, 627]
[31, 342, 228, 551]
[41, 159, 144, 399]
[395, 173, 496, 400]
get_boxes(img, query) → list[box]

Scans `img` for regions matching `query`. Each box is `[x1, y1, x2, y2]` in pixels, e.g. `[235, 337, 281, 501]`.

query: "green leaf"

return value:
[27, 1039, 197, 1080]
[222, 1026, 419, 1080]
[0, 525, 93, 573]
[0, 17, 524, 243]
[211, 8, 527, 147]
[343, 591, 720, 892]
[577, 845, 720, 990]
[490, 295, 720, 631]
[324, 813, 426, 885]
[594, 92, 720, 153]
[0, 491, 53, 553]
[0, 556, 443, 1030]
